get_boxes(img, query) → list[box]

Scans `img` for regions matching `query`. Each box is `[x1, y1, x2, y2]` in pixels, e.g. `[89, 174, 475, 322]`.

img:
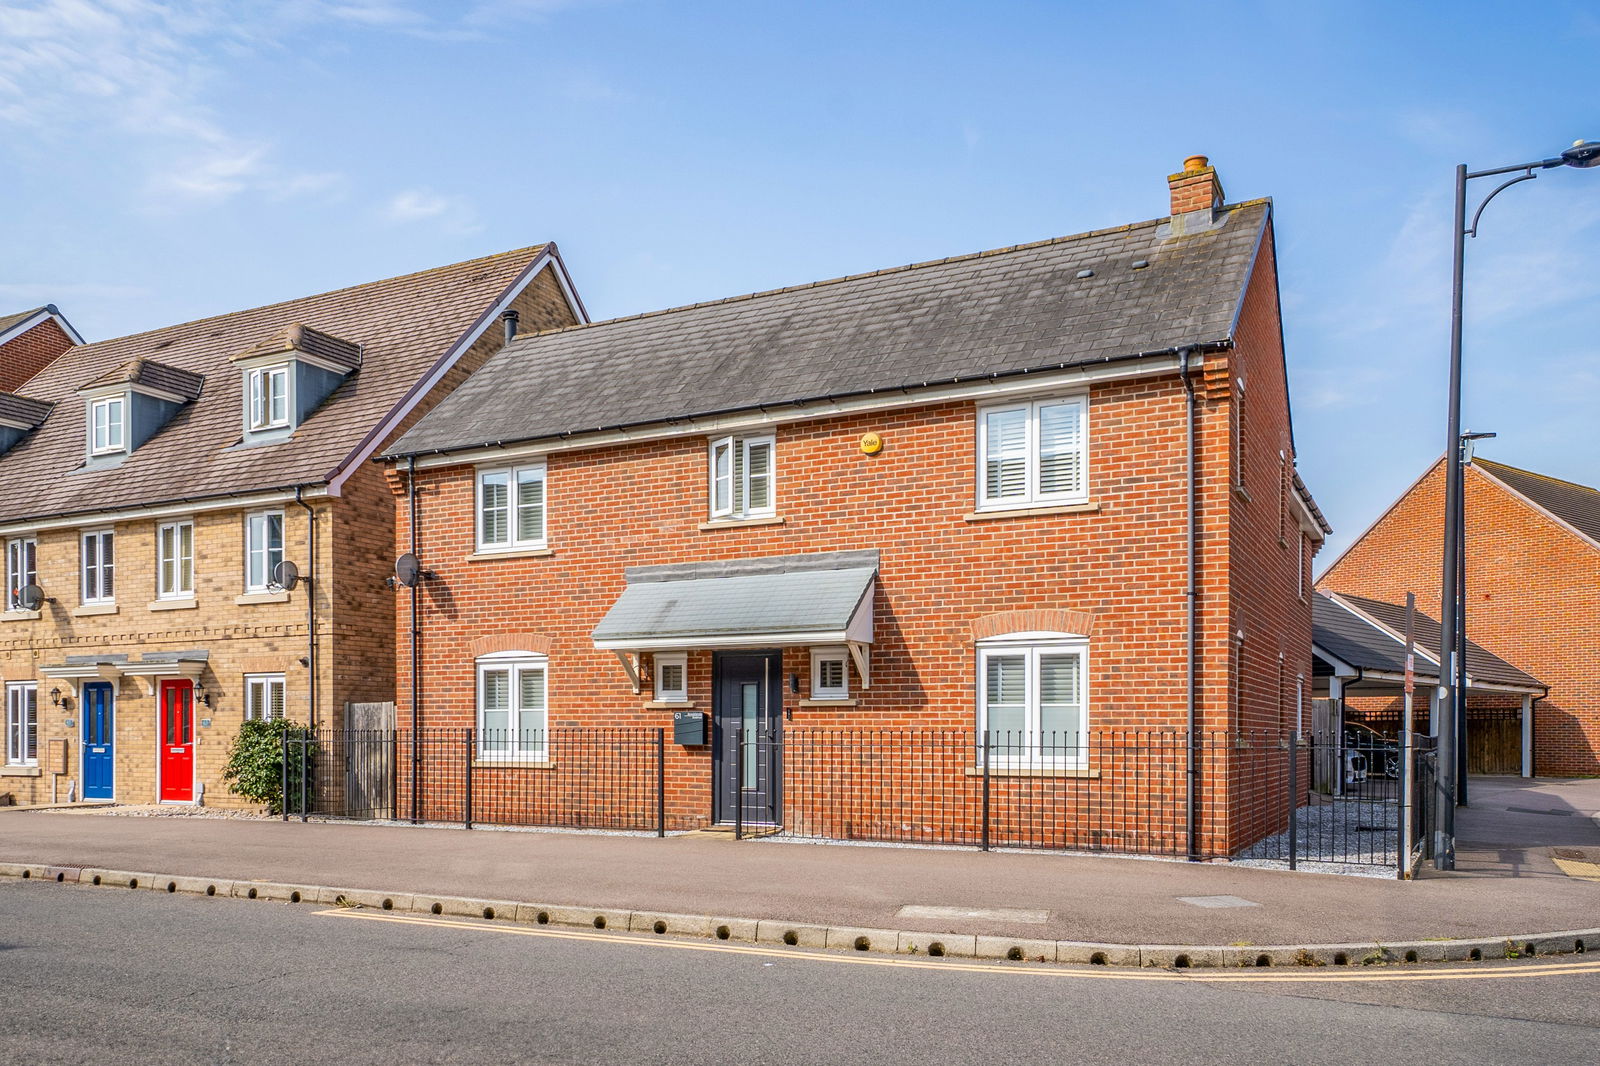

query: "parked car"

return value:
[1343, 722, 1401, 779]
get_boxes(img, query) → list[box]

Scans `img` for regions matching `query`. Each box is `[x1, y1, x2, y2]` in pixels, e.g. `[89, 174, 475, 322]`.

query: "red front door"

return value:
[159, 680, 194, 802]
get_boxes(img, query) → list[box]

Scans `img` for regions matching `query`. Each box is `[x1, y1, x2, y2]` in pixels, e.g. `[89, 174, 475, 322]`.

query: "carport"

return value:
[1311, 591, 1546, 777]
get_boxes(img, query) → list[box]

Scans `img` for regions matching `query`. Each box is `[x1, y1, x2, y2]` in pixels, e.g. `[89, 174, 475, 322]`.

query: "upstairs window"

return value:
[248, 366, 290, 431]
[89, 396, 126, 455]
[478, 652, 547, 761]
[245, 674, 286, 721]
[245, 511, 284, 592]
[977, 396, 1087, 509]
[158, 521, 194, 599]
[708, 434, 775, 520]
[5, 536, 37, 612]
[81, 529, 115, 604]
[477, 463, 546, 551]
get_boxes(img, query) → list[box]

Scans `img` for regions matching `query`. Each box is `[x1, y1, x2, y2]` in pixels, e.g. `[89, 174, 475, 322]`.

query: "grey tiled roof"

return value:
[0, 392, 52, 427]
[593, 550, 878, 646]
[1314, 592, 1543, 690]
[0, 246, 547, 525]
[1476, 459, 1600, 547]
[391, 202, 1271, 457]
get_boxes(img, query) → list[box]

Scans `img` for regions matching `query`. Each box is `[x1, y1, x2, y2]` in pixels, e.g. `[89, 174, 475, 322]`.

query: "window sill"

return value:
[72, 603, 118, 617]
[698, 515, 785, 531]
[964, 501, 1099, 522]
[236, 591, 290, 606]
[149, 598, 197, 612]
[1, 765, 42, 777]
[799, 698, 858, 707]
[645, 700, 696, 710]
[467, 547, 554, 561]
[1232, 484, 1252, 503]
[472, 759, 552, 770]
[0, 609, 41, 622]
[963, 767, 1101, 779]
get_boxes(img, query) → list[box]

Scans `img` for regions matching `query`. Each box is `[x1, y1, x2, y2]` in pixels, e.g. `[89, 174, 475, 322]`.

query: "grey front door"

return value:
[712, 650, 782, 825]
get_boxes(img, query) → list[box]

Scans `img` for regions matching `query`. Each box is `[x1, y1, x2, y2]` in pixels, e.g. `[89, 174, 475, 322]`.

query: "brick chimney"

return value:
[1168, 154, 1225, 219]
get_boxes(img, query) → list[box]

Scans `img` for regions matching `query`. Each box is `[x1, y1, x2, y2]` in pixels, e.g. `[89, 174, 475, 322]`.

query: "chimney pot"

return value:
[1167, 154, 1225, 222]
[1183, 154, 1209, 173]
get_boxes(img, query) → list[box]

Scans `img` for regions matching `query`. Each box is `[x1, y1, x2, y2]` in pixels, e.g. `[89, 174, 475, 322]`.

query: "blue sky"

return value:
[2, 0, 1596, 560]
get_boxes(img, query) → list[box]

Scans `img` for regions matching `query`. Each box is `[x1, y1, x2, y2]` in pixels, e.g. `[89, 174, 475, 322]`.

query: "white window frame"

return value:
[653, 652, 688, 703]
[248, 364, 291, 431]
[80, 528, 115, 605]
[976, 633, 1089, 769]
[975, 395, 1089, 511]
[5, 681, 37, 767]
[245, 674, 286, 721]
[707, 434, 776, 520]
[244, 511, 285, 592]
[88, 395, 126, 456]
[476, 651, 548, 761]
[5, 536, 38, 612]
[157, 521, 195, 600]
[810, 647, 850, 700]
[475, 463, 547, 552]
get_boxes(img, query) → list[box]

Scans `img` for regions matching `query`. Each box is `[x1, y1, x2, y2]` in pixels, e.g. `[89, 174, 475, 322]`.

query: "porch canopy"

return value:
[1312, 591, 1544, 774]
[40, 650, 209, 696]
[592, 549, 877, 689]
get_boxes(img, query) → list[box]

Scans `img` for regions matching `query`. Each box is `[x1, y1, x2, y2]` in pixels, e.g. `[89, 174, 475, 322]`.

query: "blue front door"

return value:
[82, 682, 114, 801]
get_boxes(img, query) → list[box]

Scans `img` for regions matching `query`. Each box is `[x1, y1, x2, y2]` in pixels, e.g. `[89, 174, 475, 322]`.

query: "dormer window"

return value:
[248, 366, 291, 431]
[231, 323, 361, 446]
[89, 396, 126, 455]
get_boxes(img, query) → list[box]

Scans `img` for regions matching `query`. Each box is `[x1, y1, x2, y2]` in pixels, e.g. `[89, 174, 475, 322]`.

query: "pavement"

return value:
[2, 775, 1596, 955]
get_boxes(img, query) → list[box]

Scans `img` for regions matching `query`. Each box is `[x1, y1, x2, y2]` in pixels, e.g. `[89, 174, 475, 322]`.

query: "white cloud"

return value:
[382, 188, 482, 235]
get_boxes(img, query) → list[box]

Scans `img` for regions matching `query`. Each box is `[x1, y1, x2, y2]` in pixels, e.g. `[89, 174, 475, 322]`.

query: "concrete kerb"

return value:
[2, 864, 1596, 969]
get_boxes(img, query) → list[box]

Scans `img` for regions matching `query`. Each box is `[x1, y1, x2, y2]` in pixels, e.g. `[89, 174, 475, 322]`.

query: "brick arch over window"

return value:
[969, 609, 1096, 643]
[468, 632, 552, 657]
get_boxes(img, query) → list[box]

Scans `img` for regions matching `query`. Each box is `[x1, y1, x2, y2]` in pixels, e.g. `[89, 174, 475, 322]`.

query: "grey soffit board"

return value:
[592, 565, 876, 645]
[391, 202, 1270, 456]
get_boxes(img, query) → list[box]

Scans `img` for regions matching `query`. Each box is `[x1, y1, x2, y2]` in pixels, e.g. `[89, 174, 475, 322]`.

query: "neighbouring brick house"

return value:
[1319, 457, 1600, 776]
[0, 305, 82, 392]
[380, 157, 1330, 857]
[0, 247, 584, 807]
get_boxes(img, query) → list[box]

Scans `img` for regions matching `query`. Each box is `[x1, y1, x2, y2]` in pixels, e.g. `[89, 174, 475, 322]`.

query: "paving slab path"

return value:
[3, 776, 1596, 947]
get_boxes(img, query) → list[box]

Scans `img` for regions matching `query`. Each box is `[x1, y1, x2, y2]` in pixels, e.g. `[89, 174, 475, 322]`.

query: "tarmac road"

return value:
[2, 879, 1597, 1065]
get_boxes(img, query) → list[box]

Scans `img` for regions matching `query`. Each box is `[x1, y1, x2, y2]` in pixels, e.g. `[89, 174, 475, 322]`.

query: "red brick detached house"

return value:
[1319, 457, 1600, 776]
[381, 158, 1329, 857]
[0, 305, 82, 392]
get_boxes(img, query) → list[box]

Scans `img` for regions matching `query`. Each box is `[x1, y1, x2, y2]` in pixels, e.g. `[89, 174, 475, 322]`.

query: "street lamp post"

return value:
[1435, 140, 1600, 871]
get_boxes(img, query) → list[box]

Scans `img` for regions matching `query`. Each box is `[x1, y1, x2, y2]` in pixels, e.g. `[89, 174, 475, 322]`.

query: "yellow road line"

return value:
[312, 908, 1600, 984]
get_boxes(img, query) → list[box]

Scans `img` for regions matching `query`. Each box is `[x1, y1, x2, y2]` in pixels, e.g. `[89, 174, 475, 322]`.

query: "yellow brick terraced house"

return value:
[0, 247, 584, 806]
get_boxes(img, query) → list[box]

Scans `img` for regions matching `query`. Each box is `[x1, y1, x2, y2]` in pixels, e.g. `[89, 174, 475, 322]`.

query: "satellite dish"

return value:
[394, 553, 422, 588]
[17, 584, 45, 611]
[272, 560, 300, 591]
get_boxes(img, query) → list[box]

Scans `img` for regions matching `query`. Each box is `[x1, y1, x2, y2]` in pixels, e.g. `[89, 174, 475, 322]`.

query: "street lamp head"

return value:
[1561, 140, 1600, 169]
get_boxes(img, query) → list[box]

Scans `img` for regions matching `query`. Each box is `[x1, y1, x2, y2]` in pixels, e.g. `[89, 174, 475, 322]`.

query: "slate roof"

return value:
[1313, 592, 1543, 691]
[0, 246, 549, 525]
[390, 202, 1271, 457]
[1476, 459, 1600, 548]
[593, 550, 878, 647]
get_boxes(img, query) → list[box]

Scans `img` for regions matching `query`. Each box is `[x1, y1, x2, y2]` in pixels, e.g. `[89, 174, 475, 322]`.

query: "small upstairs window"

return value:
[89, 396, 125, 455]
[5, 536, 37, 612]
[81, 529, 115, 605]
[477, 463, 546, 552]
[708, 434, 775, 520]
[248, 366, 290, 431]
[245, 511, 284, 592]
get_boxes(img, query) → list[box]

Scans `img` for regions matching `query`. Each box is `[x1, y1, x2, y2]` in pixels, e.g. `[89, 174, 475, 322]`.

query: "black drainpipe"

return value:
[1179, 348, 1199, 861]
[293, 488, 318, 730]
[408, 455, 421, 823]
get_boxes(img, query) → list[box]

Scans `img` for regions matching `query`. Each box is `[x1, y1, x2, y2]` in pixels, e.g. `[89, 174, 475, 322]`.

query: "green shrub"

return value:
[220, 719, 318, 815]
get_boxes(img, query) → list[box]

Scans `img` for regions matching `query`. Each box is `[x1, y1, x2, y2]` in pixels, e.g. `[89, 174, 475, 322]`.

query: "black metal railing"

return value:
[279, 725, 1421, 871]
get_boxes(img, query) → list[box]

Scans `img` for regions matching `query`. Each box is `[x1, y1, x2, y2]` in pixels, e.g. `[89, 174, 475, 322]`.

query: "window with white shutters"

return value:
[5, 682, 37, 766]
[158, 521, 195, 599]
[477, 464, 547, 551]
[5, 537, 37, 612]
[477, 652, 547, 760]
[245, 511, 284, 592]
[707, 435, 776, 520]
[976, 396, 1088, 509]
[810, 647, 849, 700]
[654, 653, 688, 703]
[245, 674, 286, 720]
[81, 529, 115, 604]
[977, 635, 1088, 768]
